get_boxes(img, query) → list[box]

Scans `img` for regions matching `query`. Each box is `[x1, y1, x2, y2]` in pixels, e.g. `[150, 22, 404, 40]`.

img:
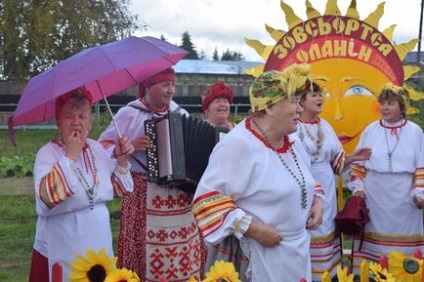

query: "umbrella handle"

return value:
[105, 99, 122, 138]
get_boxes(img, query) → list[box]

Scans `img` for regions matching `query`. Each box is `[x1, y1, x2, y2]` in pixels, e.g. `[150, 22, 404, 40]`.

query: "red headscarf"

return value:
[201, 81, 234, 111]
[55, 88, 93, 119]
[137, 67, 176, 98]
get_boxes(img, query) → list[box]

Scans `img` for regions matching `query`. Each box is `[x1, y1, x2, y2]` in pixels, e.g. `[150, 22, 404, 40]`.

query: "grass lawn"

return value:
[0, 194, 121, 282]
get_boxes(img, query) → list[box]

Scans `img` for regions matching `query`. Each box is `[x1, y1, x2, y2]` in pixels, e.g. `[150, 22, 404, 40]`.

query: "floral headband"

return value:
[249, 63, 311, 112]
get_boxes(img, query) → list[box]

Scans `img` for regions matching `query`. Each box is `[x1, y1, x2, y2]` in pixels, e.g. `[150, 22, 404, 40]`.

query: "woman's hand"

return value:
[306, 196, 323, 230]
[346, 148, 372, 164]
[64, 130, 84, 161]
[353, 190, 365, 198]
[244, 221, 283, 247]
[132, 135, 151, 152]
[114, 136, 135, 167]
[413, 194, 424, 209]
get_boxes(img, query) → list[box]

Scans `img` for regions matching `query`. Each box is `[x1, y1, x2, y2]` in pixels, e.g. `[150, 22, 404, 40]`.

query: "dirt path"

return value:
[0, 177, 34, 195]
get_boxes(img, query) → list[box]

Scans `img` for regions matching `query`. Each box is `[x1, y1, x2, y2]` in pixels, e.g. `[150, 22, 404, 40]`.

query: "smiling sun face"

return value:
[245, 0, 422, 152]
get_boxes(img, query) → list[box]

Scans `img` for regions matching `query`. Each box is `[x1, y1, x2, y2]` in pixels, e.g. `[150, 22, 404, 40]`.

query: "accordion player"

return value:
[144, 112, 229, 194]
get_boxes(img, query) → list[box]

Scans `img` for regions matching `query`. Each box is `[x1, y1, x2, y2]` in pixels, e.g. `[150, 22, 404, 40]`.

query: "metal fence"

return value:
[0, 102, 250, 130]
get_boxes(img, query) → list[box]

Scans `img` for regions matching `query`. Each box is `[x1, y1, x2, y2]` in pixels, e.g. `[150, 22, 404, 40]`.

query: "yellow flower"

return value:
[369, 262, 396, 282]
[104, 268, 140, 282]
[359, 259, 369, 282]
[188, 277, 199, 282]
[336, 266, 354, 282]
[203, 260, 241, 282]
[388, 250, 423, 282]
[69, 248, 117, 282]
[321, 271, 332, 282]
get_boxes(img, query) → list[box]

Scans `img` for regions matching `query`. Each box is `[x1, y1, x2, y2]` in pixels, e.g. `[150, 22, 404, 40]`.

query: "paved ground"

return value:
[0, 177, 33, 195]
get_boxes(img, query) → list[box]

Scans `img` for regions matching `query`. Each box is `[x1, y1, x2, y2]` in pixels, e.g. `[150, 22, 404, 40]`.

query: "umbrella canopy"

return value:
[9, 36, 188, 130]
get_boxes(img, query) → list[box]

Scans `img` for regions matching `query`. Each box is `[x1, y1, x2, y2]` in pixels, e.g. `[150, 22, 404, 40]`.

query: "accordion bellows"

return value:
[145, 112, 229, 194]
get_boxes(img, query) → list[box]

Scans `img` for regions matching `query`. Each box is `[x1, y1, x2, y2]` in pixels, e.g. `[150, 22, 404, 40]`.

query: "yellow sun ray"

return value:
[265, 24, 285, 42]
[280, 0, 303, 29]
[324, 0, 342, 16]
[306, 0, 321, 19]
[363, 2, 385, 28]
[382, 24, 396, 42]
[346, 0, 360, 19]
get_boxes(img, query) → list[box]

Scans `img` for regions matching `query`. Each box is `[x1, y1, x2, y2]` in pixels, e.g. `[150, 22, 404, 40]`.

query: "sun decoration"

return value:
[203, 260, 241, 282]
[369, 262, 396, 282]
[104, 268, 140, 282]
[388, 250, 423, 282]
[69, 248, 117, 282]
[245, 0, 424, 153]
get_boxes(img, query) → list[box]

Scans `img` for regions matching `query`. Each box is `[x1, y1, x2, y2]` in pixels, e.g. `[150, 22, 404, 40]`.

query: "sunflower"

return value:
[369, 262, 396, 282]
[104, 267, 140, 282]
[320, 271, 332, 282]
[336, 266, 354, 282]
[203, 260, 241, 282]
[69, 248, 117, 282]
[188, 277, 199, 282]
[388, 250, 423, 282]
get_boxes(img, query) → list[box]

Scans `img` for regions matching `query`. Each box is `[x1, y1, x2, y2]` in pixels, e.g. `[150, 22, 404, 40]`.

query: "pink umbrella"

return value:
[8, 36, 188, 143]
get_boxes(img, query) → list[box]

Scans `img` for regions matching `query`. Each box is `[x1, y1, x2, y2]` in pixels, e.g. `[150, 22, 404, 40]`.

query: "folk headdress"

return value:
[249, 63, 311, 112]
[137, 67, 176, 98]
[378, 82, 411, 116]
[201, 81, 234, 111]
[55, 88, 93, 119]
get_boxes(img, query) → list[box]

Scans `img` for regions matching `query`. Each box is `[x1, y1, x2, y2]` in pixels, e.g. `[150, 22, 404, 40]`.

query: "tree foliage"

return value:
[221, 48, 245, 61]
[180, 31, 199, 60]
[212, 48, 219, 61]
[0, 0, 139, 82]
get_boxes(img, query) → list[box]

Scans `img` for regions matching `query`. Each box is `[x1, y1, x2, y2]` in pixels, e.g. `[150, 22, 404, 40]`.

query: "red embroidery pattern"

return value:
[117, 172, 205, 281]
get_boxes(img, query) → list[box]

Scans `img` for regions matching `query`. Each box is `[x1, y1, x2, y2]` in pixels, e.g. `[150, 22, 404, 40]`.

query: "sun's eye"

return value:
[344, 85, 374, 97]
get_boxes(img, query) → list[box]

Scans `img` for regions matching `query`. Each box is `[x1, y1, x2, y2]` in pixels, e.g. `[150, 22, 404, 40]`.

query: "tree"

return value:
[221, 48, 245, 61]
[212, 48, 219, 61]
[180, 31, 199, 60]
[0, 0, 139, 81]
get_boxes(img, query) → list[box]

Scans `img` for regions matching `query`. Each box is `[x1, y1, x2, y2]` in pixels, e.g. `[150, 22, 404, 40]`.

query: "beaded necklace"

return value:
[74, 145, 99, 210]
[299, 121, 324, 163]
[250, 117, 307, 209]
[382, 120, 402, 173]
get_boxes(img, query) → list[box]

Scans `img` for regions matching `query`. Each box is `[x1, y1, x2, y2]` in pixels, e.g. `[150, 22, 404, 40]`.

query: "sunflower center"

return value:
[403, 258, 419, 274]
[87, 264, 107, 282]
[377, 271, 387, 279]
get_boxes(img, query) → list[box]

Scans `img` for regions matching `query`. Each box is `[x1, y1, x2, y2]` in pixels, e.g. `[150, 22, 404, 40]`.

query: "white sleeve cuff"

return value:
[233, 215, 252, 239]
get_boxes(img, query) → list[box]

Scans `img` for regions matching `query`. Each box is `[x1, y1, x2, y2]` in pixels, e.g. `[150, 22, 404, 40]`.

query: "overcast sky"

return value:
[132, 0, 423, 62]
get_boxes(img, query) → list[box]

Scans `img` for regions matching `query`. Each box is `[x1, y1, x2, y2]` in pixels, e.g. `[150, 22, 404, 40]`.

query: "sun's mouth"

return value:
[337, 131, 362, 144]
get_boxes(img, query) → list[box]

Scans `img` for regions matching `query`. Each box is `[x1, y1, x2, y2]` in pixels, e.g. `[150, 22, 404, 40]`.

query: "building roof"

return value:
[174, 59, 263, 74]
[175, 51, 423, 75]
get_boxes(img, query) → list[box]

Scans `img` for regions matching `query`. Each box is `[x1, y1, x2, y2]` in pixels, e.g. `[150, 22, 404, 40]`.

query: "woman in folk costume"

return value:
[192, 64, 324, 282]
[28, 88, 134, 282]
[348, 82, 424, 273]
[296, 82, 371, 281]
[98, 67, 204, 281]
[200, 81, 249, 280]
[201, 81, 236, 130]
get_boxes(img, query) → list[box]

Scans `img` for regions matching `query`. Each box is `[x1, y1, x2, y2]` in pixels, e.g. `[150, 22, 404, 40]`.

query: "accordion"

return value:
[145, 112, 229, 194]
